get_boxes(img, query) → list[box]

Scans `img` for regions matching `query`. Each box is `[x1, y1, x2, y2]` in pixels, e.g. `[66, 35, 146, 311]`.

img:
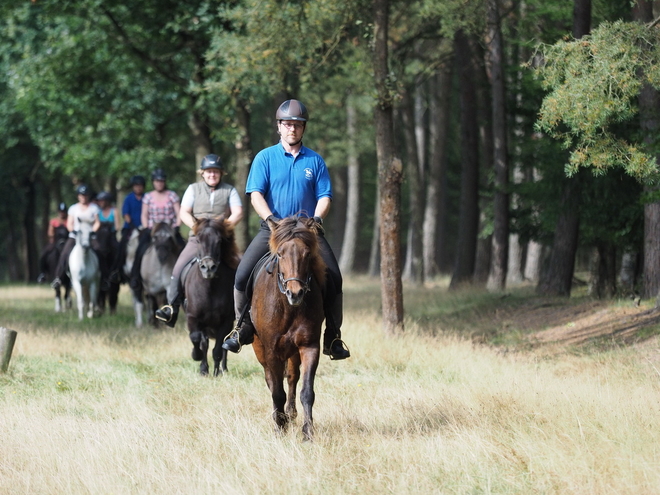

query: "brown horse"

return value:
[251, 216, 327, 440]
[183, 216, 239, 376]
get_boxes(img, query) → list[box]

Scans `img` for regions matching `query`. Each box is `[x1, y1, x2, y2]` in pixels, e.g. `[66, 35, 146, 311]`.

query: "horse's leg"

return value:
[133, 292, 144, 327]
[264, 358, 288, 432]
[211, 338, 227, 377]
[72, 279, 84, 320]
[54, 287, 61, 313]
[189, 326, 209, 375]
[83, 285, 93, 319]
[147, 295, 157, 327]
[109, 284, 119, 314]
[298, 346, 321, 441]
[285, 353, 301, 421]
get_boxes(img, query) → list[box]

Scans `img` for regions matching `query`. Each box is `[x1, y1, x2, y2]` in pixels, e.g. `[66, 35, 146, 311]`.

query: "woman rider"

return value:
[51, 184, 101, 289]
[155, 154, 243, 327]
[129, 168, 182, 300]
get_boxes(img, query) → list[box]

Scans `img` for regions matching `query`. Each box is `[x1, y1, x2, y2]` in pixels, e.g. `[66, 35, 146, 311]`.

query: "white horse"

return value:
[68, 221, 100, 320]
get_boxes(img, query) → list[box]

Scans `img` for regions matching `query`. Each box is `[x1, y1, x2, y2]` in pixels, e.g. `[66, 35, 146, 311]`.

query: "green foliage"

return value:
[534, 20, 660, 182]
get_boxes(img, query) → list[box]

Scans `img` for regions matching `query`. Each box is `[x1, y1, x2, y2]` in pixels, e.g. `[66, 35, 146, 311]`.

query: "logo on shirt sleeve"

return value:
[304, 168, 314, 180]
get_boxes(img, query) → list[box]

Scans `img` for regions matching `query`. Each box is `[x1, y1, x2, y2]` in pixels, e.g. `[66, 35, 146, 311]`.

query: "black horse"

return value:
[93, 222, 120, 314]
[40, 225, 71, 312]
[183, 216, 239, 376]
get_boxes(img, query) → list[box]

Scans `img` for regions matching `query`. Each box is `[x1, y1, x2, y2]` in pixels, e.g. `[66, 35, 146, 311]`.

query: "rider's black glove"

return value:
[313, 216, 325, 236]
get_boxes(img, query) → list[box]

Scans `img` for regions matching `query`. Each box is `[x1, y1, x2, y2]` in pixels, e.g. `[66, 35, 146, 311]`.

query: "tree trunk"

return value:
[23, 176, 39, 282]
[368, 188, 381, 277]
[486, 0, 509, 291]
[537, 177, 581, 296]
[588, 243, 616, 299]
[634, 1, 660, 301]
[423, 51, 453, 280]
[232, 98, 254, 251]
[474, 41, 494, 286]
[339, 95, 361, 275]
[188, 111, 213, 178]
[535, 0, 592, 296]
[373, 0, 404, 334]
[450, 30, 480, 289]
[524, 241, 543, 283]
[401, 86, 424, 284]
[619, 249, 639, 296]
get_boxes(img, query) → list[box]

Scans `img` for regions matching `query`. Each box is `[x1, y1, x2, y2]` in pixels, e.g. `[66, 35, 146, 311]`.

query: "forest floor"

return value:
[473, 290, 660, 359]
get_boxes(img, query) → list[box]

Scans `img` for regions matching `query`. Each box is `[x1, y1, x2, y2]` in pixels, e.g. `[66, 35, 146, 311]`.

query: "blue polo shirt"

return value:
[122, 192, 143, 229]
[246, 142, 332, 218]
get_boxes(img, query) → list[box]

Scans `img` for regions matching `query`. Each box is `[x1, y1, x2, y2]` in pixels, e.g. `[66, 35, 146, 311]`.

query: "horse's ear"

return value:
[266, 216, 279, 232]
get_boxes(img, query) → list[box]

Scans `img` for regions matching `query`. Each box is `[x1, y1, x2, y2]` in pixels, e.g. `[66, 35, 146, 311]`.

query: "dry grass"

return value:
[1, 281, 660, 494]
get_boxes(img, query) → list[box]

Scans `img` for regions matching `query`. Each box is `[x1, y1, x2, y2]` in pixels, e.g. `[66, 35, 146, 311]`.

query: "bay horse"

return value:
[183, 216, 239, 376]
[139, 222, 182, 327]
[93, 222, 120, 315]
[42, 225, 72, 312]
[69, 220, 101, 320]
[251, 216, 326, 440]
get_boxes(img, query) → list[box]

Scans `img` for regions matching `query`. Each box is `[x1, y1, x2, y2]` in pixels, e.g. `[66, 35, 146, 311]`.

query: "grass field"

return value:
[1, 279, 660, 494]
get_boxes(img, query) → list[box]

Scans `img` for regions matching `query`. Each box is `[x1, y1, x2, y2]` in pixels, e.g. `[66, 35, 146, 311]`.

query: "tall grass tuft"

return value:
[0, 280, 659, 494]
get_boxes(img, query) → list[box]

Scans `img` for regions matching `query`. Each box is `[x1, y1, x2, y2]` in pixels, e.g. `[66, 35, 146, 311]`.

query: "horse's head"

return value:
[92, 222, 114, 255]
[54, 225, 69, 244]
[75, 220, 94, 251]
[268, 216, 326, 307]
[192, 216, 238, 279]
[151, 222, 179, 264]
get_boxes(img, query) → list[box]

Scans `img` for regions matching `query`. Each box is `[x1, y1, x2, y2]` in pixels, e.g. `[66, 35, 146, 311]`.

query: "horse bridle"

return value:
[273, 256, 312, 296]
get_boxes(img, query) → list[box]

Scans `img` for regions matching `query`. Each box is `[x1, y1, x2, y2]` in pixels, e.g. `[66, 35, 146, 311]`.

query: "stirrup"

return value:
[155, 304, 174, 322]
[222, 327, 243, 353]
[324, 338, 351, 360]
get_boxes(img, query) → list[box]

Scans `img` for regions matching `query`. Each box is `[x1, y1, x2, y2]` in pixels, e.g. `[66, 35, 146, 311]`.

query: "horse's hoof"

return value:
[191, 347, 204, 361]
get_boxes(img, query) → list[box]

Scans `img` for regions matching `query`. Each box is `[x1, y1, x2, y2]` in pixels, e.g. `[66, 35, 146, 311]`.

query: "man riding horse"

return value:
[222, 99, 350, 361]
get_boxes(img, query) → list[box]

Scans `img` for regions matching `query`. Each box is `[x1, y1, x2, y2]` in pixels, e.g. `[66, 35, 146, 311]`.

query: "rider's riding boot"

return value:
[155, 275, 183, 328]
[51, 277, 62, 290]
[222, 289, 255, 353]
[323, 294, 351, 360]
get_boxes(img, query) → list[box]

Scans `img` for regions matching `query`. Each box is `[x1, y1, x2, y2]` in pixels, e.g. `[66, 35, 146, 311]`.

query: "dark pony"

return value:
[184, 216, 239, 376]
[43, 225, 71, 312]
[93, 222, 120, 314]
[251, 216, 326, 440]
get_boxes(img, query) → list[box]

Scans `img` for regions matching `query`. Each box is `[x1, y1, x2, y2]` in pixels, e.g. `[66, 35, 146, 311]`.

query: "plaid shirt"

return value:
[143, 190, 179, 228]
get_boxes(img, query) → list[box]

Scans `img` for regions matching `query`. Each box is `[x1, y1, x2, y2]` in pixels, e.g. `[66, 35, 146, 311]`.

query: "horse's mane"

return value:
[269, 217, 326, 287]
[193, 216, 240, 270]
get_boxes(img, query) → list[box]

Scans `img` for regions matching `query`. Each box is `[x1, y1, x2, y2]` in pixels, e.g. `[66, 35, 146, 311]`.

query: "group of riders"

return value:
[37, 99, 350, 361]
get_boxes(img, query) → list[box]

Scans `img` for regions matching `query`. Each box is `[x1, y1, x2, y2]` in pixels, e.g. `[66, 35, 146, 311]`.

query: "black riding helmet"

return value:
[58, 202, 67, 212]
[96, 191, 113, 202]
[276, 99, 309, 122]
[76, 184, 92, 196]
[152, 168, 167, 181]
[200, 154, 224, 171]
[130, 175, 146, 186]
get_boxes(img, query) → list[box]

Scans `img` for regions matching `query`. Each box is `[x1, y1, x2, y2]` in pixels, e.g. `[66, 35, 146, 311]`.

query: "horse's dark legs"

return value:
[189, 328, 209, 375]
[285, 355, 301, 421]
[299, 346, 320, 441]
[212, 339, 228, 377]
[265, 361, 288, 431]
